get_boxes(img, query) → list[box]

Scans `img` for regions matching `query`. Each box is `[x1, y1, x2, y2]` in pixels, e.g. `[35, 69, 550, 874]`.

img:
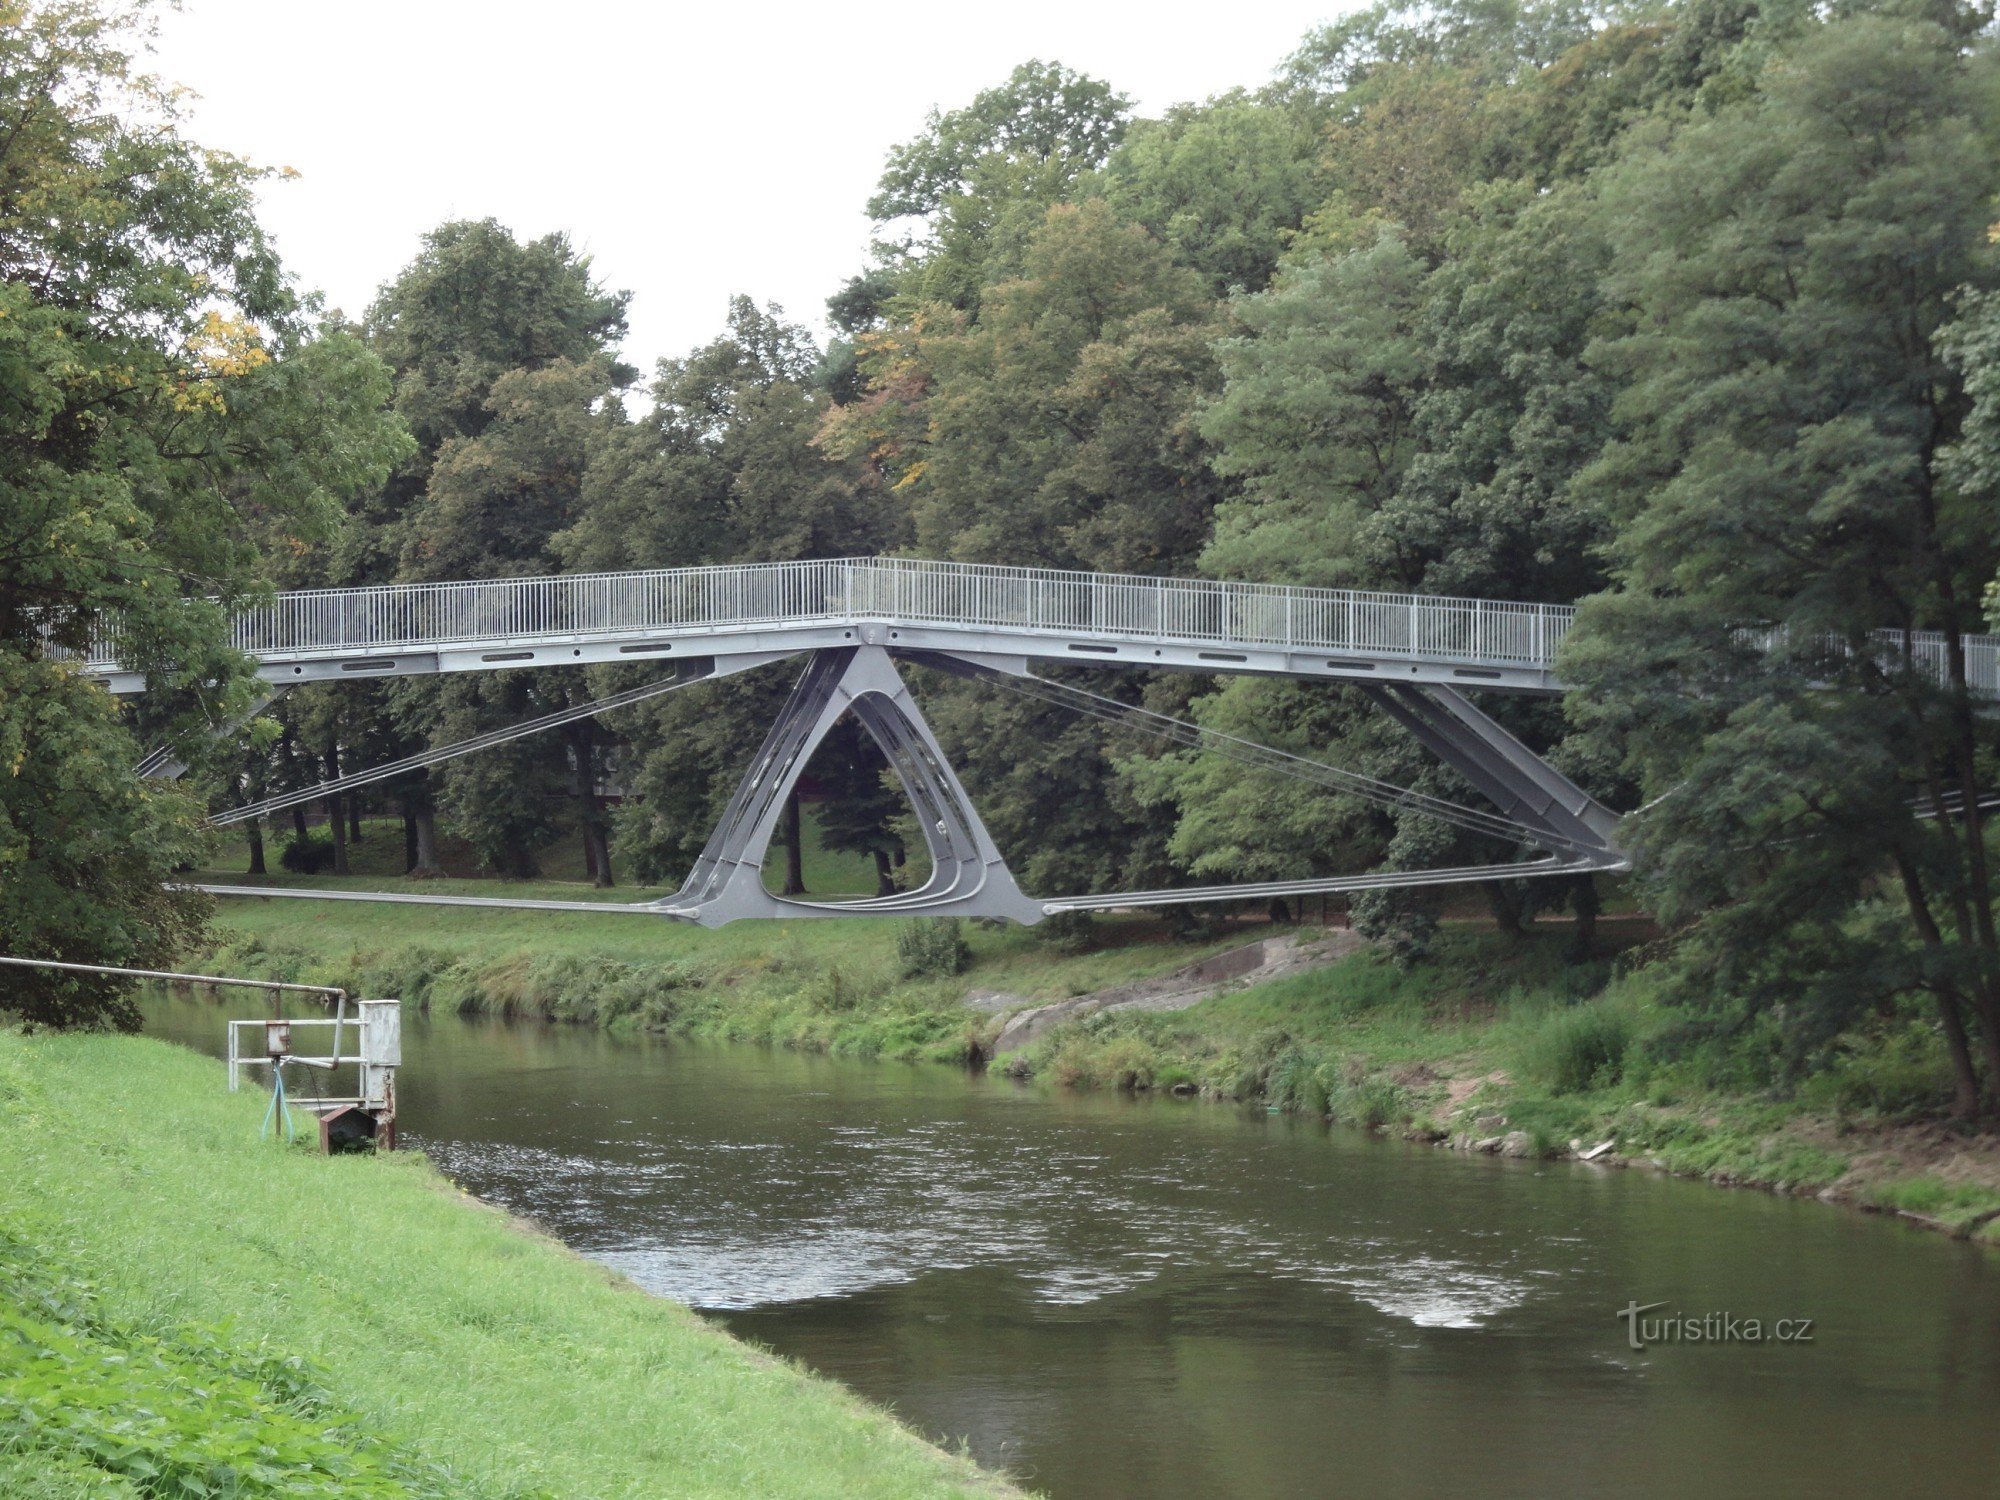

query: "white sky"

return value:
[148, 0, 1346, 378]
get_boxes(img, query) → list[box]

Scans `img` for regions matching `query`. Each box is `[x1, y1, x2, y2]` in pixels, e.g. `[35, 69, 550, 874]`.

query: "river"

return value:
[141, 991, 2000, 1498]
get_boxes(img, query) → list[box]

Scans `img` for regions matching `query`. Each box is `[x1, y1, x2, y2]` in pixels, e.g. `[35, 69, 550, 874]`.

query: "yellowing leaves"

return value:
[169, 311, 271, 412]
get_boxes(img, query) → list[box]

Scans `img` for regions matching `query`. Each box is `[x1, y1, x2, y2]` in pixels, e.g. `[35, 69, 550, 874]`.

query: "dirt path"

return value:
[967, 930, 1369, 1055]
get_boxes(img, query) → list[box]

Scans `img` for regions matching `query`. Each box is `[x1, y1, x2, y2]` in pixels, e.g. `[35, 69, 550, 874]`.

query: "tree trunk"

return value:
[872, 847, 895, 897]
[325, 743, 348, 877]
[348, 796, 363, 843]
[329, 797, 349, 875]
[412, 807, 441, 877]
[1895, 851, 1984, 1117]
[1483, 880, 1527, 939]
[403, 809, 418, 874]
[565, 721, 615, 889]
[292, 805, 309, 840]
[781, 790, 805, 896]
[246, 820, 265, 876]
[1567, 875, 1599, 961]
[1936, 988, 1983, 1122]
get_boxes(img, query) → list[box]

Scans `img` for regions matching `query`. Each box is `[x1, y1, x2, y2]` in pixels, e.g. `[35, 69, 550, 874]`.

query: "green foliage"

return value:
[1199, 232, 1428, 589]
[0, 1234, 498, 1498]
[1562, 8, 2000, 1109]
[0, 1, 407, 1026]
[895, 919, 972, 979]
[871, 60, 1129, 223]
[1101, 94, 1319, 295]
[1513, 1000, 1632, 1095]
[278, 829, 338, 875]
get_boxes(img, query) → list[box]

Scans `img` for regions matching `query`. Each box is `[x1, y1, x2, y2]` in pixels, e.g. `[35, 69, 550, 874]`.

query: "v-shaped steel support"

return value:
[657, 646, 1045, 927]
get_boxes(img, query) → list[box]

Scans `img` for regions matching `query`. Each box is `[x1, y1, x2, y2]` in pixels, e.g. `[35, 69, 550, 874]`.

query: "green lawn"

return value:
[0, 1029, 1019, 1498]
[215, 805, 923, 898]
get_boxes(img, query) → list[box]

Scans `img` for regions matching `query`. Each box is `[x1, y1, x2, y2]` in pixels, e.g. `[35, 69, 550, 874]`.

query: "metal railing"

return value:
[75, 555, 2000, 696]
[81, 557, 1579, 672]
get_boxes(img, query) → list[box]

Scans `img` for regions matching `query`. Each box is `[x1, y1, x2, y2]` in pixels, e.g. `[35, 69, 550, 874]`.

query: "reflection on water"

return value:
[144, 990, 2000, 1499]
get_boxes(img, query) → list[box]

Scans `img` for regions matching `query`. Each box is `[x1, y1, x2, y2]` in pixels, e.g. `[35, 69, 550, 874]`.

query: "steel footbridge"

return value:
[86, 557, 1990, 925]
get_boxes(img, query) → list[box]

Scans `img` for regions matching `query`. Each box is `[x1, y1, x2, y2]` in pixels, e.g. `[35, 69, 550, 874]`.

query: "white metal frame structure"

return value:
[108, 554, 1986, 923]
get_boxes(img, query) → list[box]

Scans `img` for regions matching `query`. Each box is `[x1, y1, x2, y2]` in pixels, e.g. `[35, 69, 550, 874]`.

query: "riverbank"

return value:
[996, 924, 2000, 1246]
[191, 884, 2000, 1248]
[0, 1028, 1020, 1498]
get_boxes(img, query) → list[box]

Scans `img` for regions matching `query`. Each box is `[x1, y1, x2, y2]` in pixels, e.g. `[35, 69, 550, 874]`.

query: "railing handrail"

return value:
[67, 556, 2000, 701]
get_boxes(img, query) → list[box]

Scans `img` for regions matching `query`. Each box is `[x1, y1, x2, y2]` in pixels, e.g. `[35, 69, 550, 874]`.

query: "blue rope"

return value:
[261, 1064, 296, 1144]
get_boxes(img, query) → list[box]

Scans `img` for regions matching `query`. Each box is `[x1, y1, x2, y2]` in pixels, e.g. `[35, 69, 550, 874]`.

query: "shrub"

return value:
[1517, 1002, 1632, 1094]
[1264, 1047, 1330, 1115]
[895, 918, 971, 979]
[1033, 910, 1095, 953]
[1333, 1076, 1406, 1130]
[1798, 1025, 1960, 1119]
[279, 828, 337, 874]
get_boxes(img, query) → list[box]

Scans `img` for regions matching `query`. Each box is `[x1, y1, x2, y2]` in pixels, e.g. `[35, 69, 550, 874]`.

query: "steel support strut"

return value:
[1359, 683, 1622, 856]
[658, 646, 1044, 926]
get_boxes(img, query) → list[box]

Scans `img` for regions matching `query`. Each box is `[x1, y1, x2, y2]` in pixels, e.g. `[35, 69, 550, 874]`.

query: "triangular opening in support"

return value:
[664, 646, 1044, 926]
[758, 713, 933, 902]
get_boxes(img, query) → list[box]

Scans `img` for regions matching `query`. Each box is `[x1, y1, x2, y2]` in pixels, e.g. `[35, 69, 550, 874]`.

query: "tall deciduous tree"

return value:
[1564, 11, 2000, 1111]
[357, 222, 631, 879]
[0, 0, 407, 1025]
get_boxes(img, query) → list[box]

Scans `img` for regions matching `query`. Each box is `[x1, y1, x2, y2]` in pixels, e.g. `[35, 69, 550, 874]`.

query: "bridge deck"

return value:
[83, 555, 1998, 698]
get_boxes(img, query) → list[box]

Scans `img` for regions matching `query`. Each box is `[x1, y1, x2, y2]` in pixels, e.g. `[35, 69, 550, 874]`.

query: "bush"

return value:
[279, 828, 337, 874]
[1333, 1075, 1406, 1130]
[1033, 909, 1095, 953]
[1797, 1025, 1960, 1119]
[895, 918, 971, 979]
[1517, 1002, 1632, 1094]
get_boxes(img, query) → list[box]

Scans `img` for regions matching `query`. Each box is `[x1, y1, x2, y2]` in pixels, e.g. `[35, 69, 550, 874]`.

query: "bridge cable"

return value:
[966, 668, 1575, 853]
[211, 670, 699, 828]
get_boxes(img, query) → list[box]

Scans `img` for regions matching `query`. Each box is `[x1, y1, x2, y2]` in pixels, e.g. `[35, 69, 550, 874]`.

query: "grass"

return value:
[0, 1029, 1019, 1499]
[986, 927, 2000, 1240]
[193, 869, 1264, 1064]
[216, 805, 923, 898]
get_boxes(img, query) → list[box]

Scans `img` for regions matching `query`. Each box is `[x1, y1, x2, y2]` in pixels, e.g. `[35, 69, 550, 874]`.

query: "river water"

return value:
[142, 992, 2000, 1498]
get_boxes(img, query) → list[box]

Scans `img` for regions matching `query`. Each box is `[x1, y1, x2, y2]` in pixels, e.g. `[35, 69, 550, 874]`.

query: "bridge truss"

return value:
[88, 557, 1679, 923]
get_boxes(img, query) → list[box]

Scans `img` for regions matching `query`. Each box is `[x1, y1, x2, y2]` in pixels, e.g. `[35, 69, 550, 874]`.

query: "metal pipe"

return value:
[0, 954, 345, 1002]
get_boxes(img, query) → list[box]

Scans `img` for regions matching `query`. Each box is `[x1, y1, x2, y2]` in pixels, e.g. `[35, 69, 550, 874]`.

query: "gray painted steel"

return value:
[659, 646, 1045, 926]
[84, 555, 1999, 700]
[83, 557, 1582, 696]
[120, 554, 1948, 921]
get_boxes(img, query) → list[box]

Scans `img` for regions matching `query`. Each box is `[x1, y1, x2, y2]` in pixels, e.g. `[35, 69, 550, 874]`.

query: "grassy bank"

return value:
[0, 1029, 1019, 1498]
[996, 926, 2000, 1245]
[194, 877, 1258, 1063]
[189, 880, 2000, 1248]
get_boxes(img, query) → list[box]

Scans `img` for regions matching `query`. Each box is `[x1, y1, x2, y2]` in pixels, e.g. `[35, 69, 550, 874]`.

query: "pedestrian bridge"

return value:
[87, 556, 1586, 698]
[86, 557, 1995, 924]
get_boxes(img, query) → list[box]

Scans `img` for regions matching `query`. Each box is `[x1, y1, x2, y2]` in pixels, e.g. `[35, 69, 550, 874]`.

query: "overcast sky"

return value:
[147, 0, 1346, 379]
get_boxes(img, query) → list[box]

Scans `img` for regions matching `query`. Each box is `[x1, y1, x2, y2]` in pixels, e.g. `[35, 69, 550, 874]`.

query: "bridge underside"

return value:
[188, 644, 1624, 926]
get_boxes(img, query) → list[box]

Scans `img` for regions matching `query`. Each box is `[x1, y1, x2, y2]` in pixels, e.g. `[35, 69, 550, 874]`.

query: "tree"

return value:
[822, 201, 1227, 902]
[355, 222, 631, 880]
[0, 1, 406, 1025]
[870, 60, 1130, 223]
[559, 300, 892, 890]
[868, 61, 1133, 312]
[1101, 94, 1320, 295]
[1198, 232, 1428, 589]
[1564, 11, 2000, 1111]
